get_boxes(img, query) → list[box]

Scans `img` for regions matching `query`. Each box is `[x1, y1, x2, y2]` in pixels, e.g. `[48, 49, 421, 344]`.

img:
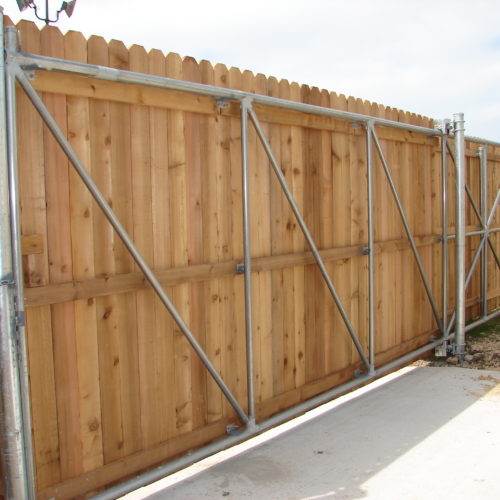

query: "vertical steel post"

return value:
[479, 146, 488, 318]
[439, 135, 449, 356]
[0, 19, 36, 500]
[240, 98, 255, 426]
[5, 27, 37, 499]
[453, 113, 466, 357]
[366, 123, 375, 374]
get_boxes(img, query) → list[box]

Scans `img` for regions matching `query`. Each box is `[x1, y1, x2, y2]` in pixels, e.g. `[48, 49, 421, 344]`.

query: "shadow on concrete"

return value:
[125, 367, 500, 500]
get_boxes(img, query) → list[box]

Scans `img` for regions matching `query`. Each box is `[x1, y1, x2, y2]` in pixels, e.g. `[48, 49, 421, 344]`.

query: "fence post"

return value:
[453, 113, 466, 357]
[0, 16, 36, 500]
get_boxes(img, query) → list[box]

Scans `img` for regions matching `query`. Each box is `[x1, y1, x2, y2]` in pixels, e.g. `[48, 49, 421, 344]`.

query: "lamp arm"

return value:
[28, 1, 66, 24]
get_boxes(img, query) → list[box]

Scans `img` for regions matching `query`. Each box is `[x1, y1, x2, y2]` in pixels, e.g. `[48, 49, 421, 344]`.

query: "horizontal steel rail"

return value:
[463, 135, 500, 148]
[446, 227, 500, 239]
[10, 50, 443, 136]
[13, 51, 500, 148]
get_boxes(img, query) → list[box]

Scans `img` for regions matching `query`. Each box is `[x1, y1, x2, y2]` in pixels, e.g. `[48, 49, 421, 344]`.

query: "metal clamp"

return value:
[361, 247, 370, 255]
[226, 423, 242, 436]
[434, 118, 453, 136]
[215, 98, 230, 112]
[236, 263, 245, 274]
[16, 311, 25, 328]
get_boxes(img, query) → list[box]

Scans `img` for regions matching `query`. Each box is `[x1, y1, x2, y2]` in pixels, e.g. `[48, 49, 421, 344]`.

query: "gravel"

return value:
[413, 315, 500, 371]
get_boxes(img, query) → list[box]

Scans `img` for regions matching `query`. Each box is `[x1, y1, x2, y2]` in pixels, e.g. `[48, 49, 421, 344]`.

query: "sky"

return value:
[2, 0, 500, 140]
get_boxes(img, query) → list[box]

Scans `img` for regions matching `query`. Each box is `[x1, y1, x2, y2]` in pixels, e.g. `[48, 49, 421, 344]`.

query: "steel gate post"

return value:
[452, 113, 466, 358]
[479, 146, 488, 318]
[240, 98, 255, 426]
[0, 20, 36, 500]
[441, 135, 449, 352]
[366, 123, 375, 374]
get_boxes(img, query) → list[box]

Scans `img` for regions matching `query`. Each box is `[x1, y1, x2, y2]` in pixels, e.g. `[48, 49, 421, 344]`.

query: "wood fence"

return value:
[2, 17, 499, 499]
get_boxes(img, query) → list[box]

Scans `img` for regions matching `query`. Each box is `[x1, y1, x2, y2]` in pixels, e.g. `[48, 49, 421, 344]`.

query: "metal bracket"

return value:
[361, 247, 370, 255]
[449, 343, 466, 357]
[226, 423, 243, 436]
[16, 311, 25, 328]
[236, 263, 245, 274]
[434, 343, 447, 357]
[434, 118, 453, 136]
[215, 98, 230, 112]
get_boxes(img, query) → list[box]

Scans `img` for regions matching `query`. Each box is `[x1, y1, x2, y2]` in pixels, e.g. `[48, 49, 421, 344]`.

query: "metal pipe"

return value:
[5, 28, 37, 500]
[463, 135, 500, 148]
[487, 235, 500, 269]
[451, 191, 500, 330]
[8, 51, 443, 137]
[465, 309, 500, 332]
[446, 142, 484, 227]
[479, 146, 488, 317]
[447, 229, 488, 239]
[0, 18, 34, 500]
[446, 144, 499, 263]
[453, 113, 466, 357]
[11, 62, 249, 426]
[371, 128, 443, 333]
[441, 135, 448, 353]
[366, 123, 375, 374]
[91, 329, 452, 500]
[247, 105, 371, 372]
[446, 229, 500, 271]
[447, 309, 500, 340]
[240, 99, 255, 425]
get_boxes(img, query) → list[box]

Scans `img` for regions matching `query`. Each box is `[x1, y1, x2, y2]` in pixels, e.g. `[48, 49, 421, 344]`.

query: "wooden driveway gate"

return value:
[1, 17, 499, 500]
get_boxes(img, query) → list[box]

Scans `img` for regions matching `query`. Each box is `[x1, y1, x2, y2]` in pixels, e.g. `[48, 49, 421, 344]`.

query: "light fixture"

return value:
[15, 0, 77, 24]
[15, 0, 32, 11]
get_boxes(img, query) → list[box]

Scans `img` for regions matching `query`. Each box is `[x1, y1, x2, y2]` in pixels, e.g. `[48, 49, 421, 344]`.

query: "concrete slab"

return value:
[122, 367, 500, 500]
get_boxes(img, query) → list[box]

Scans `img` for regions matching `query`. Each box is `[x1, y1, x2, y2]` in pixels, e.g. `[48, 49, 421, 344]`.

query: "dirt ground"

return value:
[414, 316, 500, 371]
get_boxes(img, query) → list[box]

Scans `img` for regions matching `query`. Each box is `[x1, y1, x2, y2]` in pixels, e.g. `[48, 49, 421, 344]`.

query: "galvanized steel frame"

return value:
[1, 22, 499, 499]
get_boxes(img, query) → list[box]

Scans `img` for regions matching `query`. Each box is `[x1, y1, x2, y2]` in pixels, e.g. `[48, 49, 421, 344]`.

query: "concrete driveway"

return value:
[122, 366, 500, 500]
